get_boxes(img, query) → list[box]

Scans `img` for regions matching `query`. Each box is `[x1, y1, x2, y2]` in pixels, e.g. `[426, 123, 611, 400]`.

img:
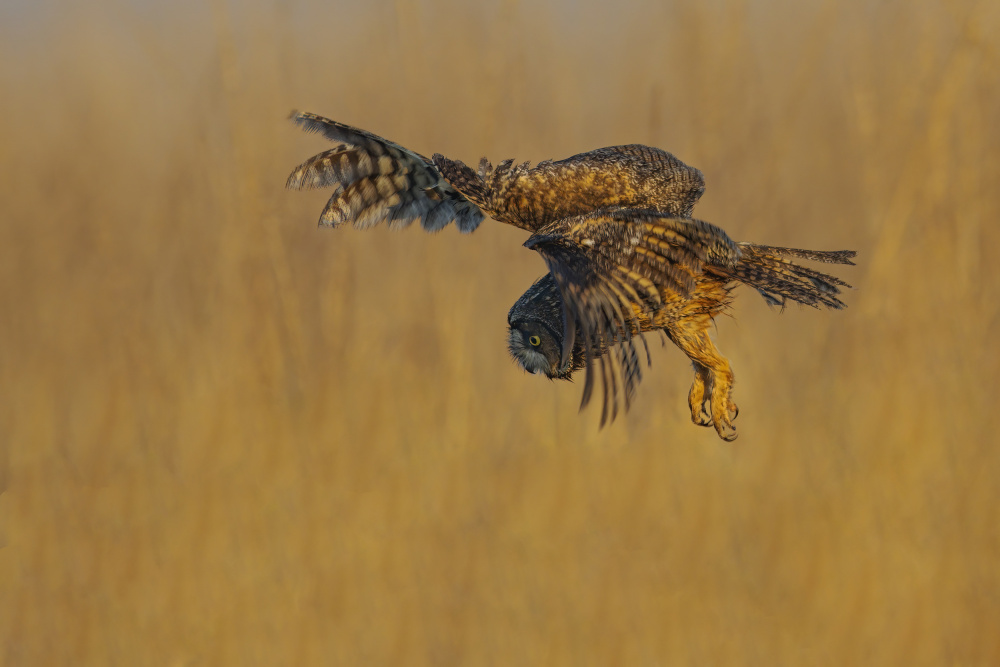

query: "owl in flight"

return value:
[286, 111, 855, 440]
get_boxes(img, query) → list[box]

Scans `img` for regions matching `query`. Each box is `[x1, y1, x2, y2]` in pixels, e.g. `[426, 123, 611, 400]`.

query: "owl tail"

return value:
[725, 244, 857, 310]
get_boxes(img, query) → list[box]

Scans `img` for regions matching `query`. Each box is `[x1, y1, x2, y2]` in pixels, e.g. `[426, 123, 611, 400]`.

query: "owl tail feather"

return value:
[724, 244, 857, 310]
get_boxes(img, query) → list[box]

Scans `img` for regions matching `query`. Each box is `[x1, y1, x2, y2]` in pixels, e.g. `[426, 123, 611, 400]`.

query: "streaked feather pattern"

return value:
[718, 244, 856, 310]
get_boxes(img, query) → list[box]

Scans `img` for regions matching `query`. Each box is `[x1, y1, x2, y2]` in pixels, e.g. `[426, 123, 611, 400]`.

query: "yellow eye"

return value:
[529, 335, 541, 347]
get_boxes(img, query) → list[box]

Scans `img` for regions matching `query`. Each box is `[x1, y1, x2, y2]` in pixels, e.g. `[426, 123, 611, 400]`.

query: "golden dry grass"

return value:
[2, 0, 999, 664]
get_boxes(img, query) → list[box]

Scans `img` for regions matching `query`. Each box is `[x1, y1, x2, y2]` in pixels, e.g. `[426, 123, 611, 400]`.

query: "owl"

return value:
[286, 111, 855, 440]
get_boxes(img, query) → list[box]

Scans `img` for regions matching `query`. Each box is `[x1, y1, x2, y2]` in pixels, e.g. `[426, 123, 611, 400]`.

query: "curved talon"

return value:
[729, 402, 739, 422]
[717, 421, 738, 441]
[691, 399, 712, 426]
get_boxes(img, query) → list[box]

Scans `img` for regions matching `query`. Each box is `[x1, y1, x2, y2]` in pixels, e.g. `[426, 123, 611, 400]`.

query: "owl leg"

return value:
[666, 326, 738, 441]
[687, 361, 714, 427]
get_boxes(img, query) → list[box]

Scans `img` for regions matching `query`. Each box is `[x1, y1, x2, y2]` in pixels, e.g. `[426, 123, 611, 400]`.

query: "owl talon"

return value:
[693, 405, 713, 427]
[716, 420, 738, 441]
[729, 402, 739, 422]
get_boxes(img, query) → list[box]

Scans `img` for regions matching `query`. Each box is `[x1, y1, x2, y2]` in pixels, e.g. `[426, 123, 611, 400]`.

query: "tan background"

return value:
[2, 0, 999, 664]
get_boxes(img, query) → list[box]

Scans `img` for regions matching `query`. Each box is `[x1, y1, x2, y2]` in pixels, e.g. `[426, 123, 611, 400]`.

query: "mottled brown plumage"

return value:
[432, 144, 705, 231]
[287, 111, 856, 440]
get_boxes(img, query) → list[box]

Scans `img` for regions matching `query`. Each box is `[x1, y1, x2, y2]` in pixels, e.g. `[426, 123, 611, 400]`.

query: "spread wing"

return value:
[433, 145, 705, 232]
[288, 112, 705, 237]
[524, 209, 739, 425]
[286, 112, 484, 232]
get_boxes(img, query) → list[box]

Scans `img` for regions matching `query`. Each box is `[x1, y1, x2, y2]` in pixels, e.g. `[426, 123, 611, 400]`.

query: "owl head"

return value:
[507, 274, 585, 380]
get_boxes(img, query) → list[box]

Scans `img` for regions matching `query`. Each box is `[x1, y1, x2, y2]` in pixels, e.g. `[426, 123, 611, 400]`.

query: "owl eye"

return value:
[529, 335, 541, 346]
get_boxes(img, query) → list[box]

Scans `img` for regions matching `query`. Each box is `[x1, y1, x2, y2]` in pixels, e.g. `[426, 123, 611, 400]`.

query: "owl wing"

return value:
[288, 112, 706, 236]
[433, 145, 705, 232]
[286, 112, 484, 232]
[524, 209, 739, 425]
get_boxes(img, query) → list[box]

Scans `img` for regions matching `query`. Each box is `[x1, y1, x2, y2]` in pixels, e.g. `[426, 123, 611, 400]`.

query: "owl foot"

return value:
[693, 403, 713, 427]
[688, 373, 713, 427]
[675, 331, 737, 441]
[711, 384, 738, 442]
[715, 415, 738, 441]
[695, 373, 737, 441]
[687, 375, 737, 440]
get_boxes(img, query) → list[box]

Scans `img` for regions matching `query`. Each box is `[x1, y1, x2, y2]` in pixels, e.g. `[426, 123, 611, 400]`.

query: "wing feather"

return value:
[287, 112, 485, 233]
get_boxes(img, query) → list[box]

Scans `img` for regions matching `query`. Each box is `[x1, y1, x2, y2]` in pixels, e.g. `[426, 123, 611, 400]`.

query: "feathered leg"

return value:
[666, 324, 738, 441]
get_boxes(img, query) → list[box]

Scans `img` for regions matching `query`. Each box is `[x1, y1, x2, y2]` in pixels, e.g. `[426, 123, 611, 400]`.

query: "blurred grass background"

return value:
[2, 0, 999, 663]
